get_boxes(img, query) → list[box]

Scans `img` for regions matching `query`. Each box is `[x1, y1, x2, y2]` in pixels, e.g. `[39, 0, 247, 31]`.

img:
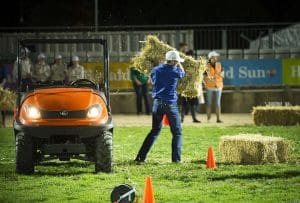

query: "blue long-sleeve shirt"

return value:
[151, 63, 184, 104]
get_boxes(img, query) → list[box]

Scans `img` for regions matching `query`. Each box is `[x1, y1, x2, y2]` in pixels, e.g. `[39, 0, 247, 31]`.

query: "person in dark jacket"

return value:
[130, 67, 150, 115]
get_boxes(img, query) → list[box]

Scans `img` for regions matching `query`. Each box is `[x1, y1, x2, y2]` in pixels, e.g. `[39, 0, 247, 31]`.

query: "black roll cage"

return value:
[17, 38, 110, 112]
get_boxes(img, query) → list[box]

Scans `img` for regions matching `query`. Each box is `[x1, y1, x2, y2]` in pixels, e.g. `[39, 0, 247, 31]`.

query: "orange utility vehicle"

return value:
[14, 39, 113, 174]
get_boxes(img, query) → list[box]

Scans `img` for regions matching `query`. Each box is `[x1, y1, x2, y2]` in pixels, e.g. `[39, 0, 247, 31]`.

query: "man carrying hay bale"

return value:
[135, 50, 185, 164]
[131, 35, 207, 98]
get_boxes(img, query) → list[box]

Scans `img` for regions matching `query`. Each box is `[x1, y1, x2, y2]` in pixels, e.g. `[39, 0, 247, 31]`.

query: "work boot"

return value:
[206, 107, 211, 122]
[191, 106, 200, 123]
[181, 109, 184, 123]
[216, 107, 223, 123]
[193, 119, 201, 123]
[134, 157, 145, 165]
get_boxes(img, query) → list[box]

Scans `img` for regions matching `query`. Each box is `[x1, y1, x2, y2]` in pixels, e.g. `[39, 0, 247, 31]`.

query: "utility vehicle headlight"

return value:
[87, 104, 101, 118]
[25, 105, 41, 119]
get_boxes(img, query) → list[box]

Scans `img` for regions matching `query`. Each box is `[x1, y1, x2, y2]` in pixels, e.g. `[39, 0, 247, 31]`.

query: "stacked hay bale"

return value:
[0, 87, 16, 111]
[219, 134, 291, 164]
[252, 106, 300, 126]
[131, 35, 207, 97]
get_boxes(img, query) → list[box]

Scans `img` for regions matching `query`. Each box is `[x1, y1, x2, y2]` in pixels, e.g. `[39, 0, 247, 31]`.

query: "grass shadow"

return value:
[34, 160, 94, 176]
[34, 170, 90, 176]
[211, 170, 300, 181]
[39, 161, 92, 167]
[190, 159, 233, 166]
[114, 159, 178, 166]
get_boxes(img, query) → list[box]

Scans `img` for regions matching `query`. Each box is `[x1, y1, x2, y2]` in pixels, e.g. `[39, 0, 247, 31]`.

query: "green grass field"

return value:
[0, 125, 300, 202]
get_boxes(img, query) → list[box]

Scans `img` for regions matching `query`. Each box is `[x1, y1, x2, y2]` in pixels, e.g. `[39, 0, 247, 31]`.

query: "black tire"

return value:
[85, 139, 95, 161]
[34, 150, 43, 164]
[95, 131, 113, 173]
[58, 157, 71, 161]
[16, 132, 34, 174]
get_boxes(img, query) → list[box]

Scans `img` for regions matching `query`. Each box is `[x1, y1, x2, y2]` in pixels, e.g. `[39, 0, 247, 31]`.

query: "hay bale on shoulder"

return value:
[131, 35, 207, 97]
[219, 134, 291, 164]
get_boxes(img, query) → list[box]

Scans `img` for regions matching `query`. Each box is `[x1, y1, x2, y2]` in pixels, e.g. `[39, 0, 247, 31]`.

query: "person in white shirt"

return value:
[67, 56, 84, 82]
[13, 47, 33, 83]
[51, 54, 67, 83]
[33, 53, 51, 83]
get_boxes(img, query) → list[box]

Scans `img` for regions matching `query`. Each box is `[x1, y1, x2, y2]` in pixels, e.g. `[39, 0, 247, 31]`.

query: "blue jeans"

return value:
[135, 98, 182, 162]
[206, 88, 222, 108]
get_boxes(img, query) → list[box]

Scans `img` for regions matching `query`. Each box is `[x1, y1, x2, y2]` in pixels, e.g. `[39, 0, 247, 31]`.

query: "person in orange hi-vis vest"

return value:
[203, 51, 224, 123]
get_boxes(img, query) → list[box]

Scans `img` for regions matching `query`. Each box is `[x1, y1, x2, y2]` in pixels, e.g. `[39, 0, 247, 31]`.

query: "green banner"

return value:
[282, 59, 300, 85]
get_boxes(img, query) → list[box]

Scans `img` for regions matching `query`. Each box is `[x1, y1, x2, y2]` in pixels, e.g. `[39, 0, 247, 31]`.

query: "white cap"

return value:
[165, 50, 184, 62]
[55, 54, 62, 59]
[24, 47, 30, 53]
[72, 56, 79, 61]
[208, 51, 220, 59]
[38, 53, 46, 59]
[20, 47, 30, 54]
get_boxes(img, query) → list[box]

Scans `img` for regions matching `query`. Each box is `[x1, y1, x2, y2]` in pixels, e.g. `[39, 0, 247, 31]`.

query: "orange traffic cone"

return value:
[143, 176, 155, 203]
[162, 114, 169, 126]
[206, 147, 217, 169]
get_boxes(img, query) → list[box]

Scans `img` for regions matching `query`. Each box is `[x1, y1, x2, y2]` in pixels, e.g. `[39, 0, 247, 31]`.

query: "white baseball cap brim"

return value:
[38, 53, 46, 59]
[208, 51, 220, 59]
[55, 54, 62, 59]
[72, 56, 79, 61]
[165, 50, 184, 62]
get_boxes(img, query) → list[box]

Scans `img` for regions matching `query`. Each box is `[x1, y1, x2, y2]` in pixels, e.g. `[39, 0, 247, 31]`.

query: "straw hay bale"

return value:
[0, 87, 16, 111]
[131, 35, 207, 97]
[219, 134, 291, 164]
[252, 106, 300, 126]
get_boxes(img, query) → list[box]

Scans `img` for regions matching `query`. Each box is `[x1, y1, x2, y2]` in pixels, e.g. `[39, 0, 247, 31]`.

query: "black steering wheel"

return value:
[70, 79, 98, 89]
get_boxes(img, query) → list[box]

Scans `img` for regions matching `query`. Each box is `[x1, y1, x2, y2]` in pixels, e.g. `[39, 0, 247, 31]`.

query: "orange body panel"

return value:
[19, 88, 108, 126]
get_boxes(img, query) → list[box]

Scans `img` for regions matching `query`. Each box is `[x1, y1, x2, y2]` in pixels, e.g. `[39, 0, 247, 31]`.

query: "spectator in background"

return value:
[130, 67, 150, 115]
[13, 47, 33, 87]
[203, 51, 224, 123]
[180, 50, 201, 123]
[33, 53, 51, 83]
[51, 54, 67, 84]
[0, 63, 7, 88]
[178, 42, 188, 54]
[0, 63, 7, 127]
[67, 56, 84, 82]
[178, 42, 189, 116]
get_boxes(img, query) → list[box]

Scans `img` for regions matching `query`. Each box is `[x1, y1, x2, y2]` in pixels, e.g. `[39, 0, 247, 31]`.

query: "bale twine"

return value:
[131, 35, 207, 97]
[219, 134, 291, 164]
[0, 87, 16, 111]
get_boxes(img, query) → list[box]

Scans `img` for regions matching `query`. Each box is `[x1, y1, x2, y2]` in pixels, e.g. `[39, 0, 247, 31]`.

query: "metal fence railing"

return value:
[0, 29, 194, 62]
[0, 22, 299, 62]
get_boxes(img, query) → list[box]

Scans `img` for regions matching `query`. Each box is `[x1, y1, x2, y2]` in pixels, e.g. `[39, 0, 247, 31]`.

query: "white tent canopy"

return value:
[250, 23, 300, 48]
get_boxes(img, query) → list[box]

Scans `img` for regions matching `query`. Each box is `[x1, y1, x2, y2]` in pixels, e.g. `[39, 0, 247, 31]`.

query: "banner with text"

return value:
[282, 59, 300, 85]
[221, 59, 282, 86]
[83, 62, 133, 90]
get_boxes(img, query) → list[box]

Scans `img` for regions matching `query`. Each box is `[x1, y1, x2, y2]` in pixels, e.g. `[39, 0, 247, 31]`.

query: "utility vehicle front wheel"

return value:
[16, 132, 34, 174]
[95, 131, 113, 173]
